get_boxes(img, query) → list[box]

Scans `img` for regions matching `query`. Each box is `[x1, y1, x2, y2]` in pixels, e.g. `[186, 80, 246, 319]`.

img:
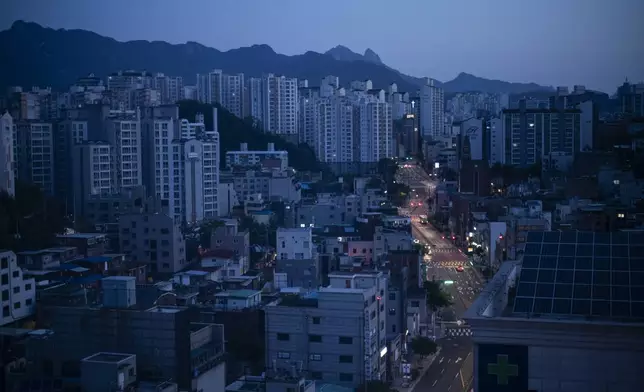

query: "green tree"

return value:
[356, 380, 394, 392]
[423, 280, 452, 310]
[409, 336, 438, 358]
[179, 100, 328, 175]
[239, 216, 276, 248]
[0, 182, 67, 251]
[198, 219, 225, 247]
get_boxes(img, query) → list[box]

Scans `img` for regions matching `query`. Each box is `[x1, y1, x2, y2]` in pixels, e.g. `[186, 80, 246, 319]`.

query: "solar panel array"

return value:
[513, 231, 644, 319]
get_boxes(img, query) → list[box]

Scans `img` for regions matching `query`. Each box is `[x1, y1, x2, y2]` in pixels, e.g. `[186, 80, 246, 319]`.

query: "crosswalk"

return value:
[445, 326, 472, 337]
[431, 248, 461, 253]
[427, 261, 465, 268]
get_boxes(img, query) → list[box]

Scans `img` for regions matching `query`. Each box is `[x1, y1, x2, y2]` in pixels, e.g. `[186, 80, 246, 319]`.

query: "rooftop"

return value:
[83, 352, 133, 363]
[275, 292, 319, 308]
[214, 289, 260, 299]
[145, 306, 183, 313]
[57, 233, 106, 240]
[466, 230, 644, 326]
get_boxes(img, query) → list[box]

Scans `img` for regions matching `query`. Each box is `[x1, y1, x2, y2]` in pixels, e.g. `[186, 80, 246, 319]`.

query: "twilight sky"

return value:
[3, 0, 644, 93]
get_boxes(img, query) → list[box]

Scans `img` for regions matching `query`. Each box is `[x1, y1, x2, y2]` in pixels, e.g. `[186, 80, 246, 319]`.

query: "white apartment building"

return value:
[1, 250, 36, 326]
[298, 96, 320, 146]
[276, 227, 313, 260]
[105, 112, 142, 189]
[265, 74, 298, 137]
[180, 115, 206, 139]
[358, 102, 393, 162]
[153, 73, 184, 104]
[107, 70, 153, 110]
[222, 73, 244, 118]
[245, 77, 266, 124]
[0, 112, 15, 197]
[315, 98, 355, 163]
[196, 70, 223, 105]
[225, 142, 288, 171]
[350, 79, 373, 91]
[15, 121, 55, 195]
[420, 78, 444, 139]
[181, 138, 220, 224]
[72, 141, 115, 217]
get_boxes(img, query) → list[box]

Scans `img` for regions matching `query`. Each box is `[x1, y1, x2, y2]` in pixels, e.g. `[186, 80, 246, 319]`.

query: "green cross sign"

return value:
[487, 354, 519, 385]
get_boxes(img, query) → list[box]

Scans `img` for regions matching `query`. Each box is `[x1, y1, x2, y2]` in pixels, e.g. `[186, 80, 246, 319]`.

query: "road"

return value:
[412, 221, 483, 392]
[395, 161, 435, 215]
[395, 162, 483, 391]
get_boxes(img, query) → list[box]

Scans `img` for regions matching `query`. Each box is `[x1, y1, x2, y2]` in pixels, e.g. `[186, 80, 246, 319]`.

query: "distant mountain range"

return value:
[0, 21, 554, 95]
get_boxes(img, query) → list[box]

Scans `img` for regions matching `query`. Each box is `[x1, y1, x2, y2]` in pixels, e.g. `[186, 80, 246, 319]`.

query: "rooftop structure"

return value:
[465, 231, 644, 392]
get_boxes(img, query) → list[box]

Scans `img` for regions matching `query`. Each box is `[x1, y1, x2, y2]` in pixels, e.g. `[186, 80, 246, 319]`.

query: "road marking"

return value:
[455, 357, 462, 364]
[454, 373, 459, 379]
[441, 368, 445, 374]
[447, 386, 451, 391]
[460, 370, 465, 389]
[439, 357, 444, 364]
[432, 380, 437, 387]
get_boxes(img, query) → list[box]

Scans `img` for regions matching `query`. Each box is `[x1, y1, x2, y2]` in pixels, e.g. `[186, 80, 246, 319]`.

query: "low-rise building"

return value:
[0, 250, 36, 326]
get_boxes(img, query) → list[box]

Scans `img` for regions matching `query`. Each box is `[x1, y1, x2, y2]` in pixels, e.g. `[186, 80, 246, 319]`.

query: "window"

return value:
[339, 336, 353, 344]
[389, 292, 396, 300]
[339, 373, 353, 382]
[276, 333, 290, 341]
[309, 334, 322, 343]
[312, 317, 321, 324]
[13, 286, 20, 294]
[309, 354, 322, 361]
[411, 300, 420, 308]
[1, 290, 7, 301]
[392, 324, 396, 333]
[339, 355, 353, 363]
[12, 270, 19, 278]
[311, 371, 322, 380]
[25, 284, 32, 291]
[277, 352, 290, 359]
[13, 302, 20, 309]
[26, 299, 33, 306]
[0, 257, 7, 269]
[388, 308, 396, 315]
[1, 274, 7, 285]
[2, 306, 8, 317]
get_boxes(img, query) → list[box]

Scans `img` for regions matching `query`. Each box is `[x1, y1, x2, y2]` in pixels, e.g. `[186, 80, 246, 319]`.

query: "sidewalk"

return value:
[391, 346, 442, 392]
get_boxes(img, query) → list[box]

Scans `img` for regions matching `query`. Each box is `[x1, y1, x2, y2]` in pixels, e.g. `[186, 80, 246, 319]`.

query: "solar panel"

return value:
[514, 231, 644, 319]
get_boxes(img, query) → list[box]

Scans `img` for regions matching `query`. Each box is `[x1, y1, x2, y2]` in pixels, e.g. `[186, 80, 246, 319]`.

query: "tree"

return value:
[356, 380, 394, 392]
[198, 219, 225, 247]
[179, 100, 329, 175]
[0, 182, 67, 251]
[423, 280, 452, 310]
[409, 336, 438, 358]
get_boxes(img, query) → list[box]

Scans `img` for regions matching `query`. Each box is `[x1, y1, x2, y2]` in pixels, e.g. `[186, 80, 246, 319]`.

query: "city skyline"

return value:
[2, 0, 643, 93]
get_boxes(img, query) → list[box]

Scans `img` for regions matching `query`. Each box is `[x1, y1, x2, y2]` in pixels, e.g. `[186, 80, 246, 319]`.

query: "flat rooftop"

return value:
[466, 230, 644, 326]
[215, 289, 260, 299]
[146, 306, 183, 313]
[84, 352, 133, 363]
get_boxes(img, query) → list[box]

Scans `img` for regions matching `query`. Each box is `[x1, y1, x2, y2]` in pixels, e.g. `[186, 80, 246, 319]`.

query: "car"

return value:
[456, 266, 465, 272]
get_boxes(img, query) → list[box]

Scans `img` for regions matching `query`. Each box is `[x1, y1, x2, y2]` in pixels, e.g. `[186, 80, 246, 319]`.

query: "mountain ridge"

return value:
[1, 20, 553, 95]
